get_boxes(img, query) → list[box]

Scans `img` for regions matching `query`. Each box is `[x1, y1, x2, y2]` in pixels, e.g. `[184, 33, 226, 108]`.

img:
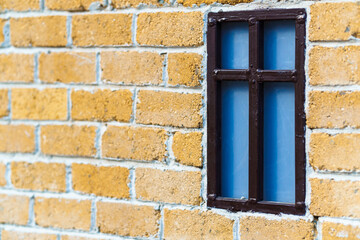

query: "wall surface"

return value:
[0, 0, 359, 239]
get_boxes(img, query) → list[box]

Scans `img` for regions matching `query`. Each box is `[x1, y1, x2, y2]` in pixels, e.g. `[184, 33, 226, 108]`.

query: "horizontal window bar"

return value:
[213, 69, 249, 81]
[258, 70, 297, 82]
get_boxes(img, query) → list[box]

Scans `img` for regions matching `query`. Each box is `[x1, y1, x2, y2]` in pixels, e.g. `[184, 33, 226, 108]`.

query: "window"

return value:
[207, 9, 306, 215]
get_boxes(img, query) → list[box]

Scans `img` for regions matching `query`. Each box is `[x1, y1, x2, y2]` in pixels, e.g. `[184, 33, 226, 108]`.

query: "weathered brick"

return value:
[322, 222, 360, 240]
[168, 53, 203, 87]
[136, 90, 203, 128]
[309, 46, 360, 86]
[102, 126, 167, 161]
[0, 54, 34, 82]
[0, 89, 8, 117]
[137, 12, 203, 47]
[111, 0, 170, 8]
[10, 16, 67, 47]
[72, 14, 132, 46]
[61, 236, 105, 240]
[71, 89, 133, 122]
[39, 52, 96, 84]
[309, 2, 360, 41]
[0, 19, 5, 43]
[307, 91, 360, 129]
[0, 0, 39, 11]
[164, 209, 234, 240]
[0, 125, 35, 153]
[310, 133, 360, 172]
[240, 217, 315, 240]
[0, 194, 29, 225]
[310, 178, 360, 218]
[11, 162, 66, 192]
[35, 197, 91, 230]
[41, 125, 96, 157]
[0, 162, 5, 186]
[2, 231, 57, 240]
[12, 88, 67, 120]
[72, 163, 130, 198]
[101, 51, 164, 85]
[178, 0, 252, 6]
[96, 201, 160, 237]
[172, 132, 203, 167]
[136, 168, 202, 205]
[46, 0, 98, 11]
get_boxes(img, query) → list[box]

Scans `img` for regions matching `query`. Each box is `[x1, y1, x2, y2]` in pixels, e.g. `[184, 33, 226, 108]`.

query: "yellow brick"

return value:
[12, 88, 67, 120]
[10, 16, 67, 47]
[310, 133, 360, 171]
[0, 125, 35, 153]
[0, 162, 5, 186]
[72, 14, 132, 46]
[41, 125, 96, 157]
[72, 163, 130, 198]
[71, 89, 133, 122]
[101, 51, 164, 85]
[46, 0, 98, 11]
[136, 168, 202, 205]
[164, 209, 234, 240]
[137, 12, 203, 47]
[11, 162, 66, 192]
[172, 132, 203, 167]
[39, 52, 96, 84]
[2, 231, 57, 240]
[240, 217, 315, 240]
[102, 126, 167, 161]
[0, 19, 5, 43]
[0, 194, 29, 225]
[307, 91, 360, 129]
[310, 178, 360, 218]
[0, 0, 39, 11]
[168, 53, 203, 87]
[96, 201, 160, 237]
[309, 46, 360, 86]
[309, 2, 360, 41]
[322, 222, 360, 240]
[0, 89, 8, 117]
[35, 197, 91, 230]
[0, 54, 34, 82]
[61, 236, 106, 240]
[136, 90, 203, 128]
[111, 0, 170, 8]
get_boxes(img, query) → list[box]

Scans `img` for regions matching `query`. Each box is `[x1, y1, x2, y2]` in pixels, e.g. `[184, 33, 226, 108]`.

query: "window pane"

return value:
[263, 82, 295, 203]
[264, 20, 295, 70]
[221, 22, 249, 69]
[221, 81, 249, 199]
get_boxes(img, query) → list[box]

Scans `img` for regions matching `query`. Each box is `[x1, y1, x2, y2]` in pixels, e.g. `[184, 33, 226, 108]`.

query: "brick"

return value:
[11, 162, 66, 192]
[168, 53, 203, 87]
[0, 19, 5, 43]
[0, 125, 35, 153]
[39, 52, 96, 84]
[240, 217, 315, 240]
[96, 201, 160, 237]
[310, 178, 360, 218]
[309, 46, 360, 86]
[12, 88, 67, 120]
[61, 236, 106, 240]
[0, 0, 39, 11]
[35, 197, 91, 230]
[46, 0, 98, 11]
[111, 0, 170, 8]
[41, 125, 96, 157]
[309, 2, 360, 41]
[102, 126, 167, 161]
[0, 89, 8, 117]
[2, 231, 57, 240]
[322, 222, 360, 240]
[0, 54, 34, 82]
[135, 168, 202, 205]
[10, 16, 67, 47]
[307, 91, 360, 129]
[136, 90, 203, 128]
[310, 133, 360, 171]
[172, 132, 203, 167]
[0, 194, 29, 225]
[164, 209, 234, 240]
[0, 162, 5, 186]
[72, 163, 130, 198]
[72, 14, 132, 46]
[137, 12, 203, 47]
[71, 89, 133, 122]
[101, 51, 164, 85]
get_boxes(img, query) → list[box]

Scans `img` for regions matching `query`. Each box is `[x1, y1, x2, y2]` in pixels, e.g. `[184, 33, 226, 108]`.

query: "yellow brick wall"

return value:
[0, 0, 358, 239]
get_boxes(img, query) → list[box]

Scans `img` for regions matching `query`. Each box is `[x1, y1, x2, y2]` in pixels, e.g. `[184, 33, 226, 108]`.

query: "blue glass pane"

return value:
[221, 22, 249, 69]
[221, 81, 249, 199]
[263, 82, 295, 203]
[264, 20, 295, 70]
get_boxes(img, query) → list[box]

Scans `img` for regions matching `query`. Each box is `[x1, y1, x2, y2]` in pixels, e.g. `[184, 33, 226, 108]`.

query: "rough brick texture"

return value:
[0, 89, 8, 117]
[168, 53, 203, 87]
[172, 132, 203, 167]
[0, 0, 39, 11]
[61, 236, 104, 240]
[322, 222, 360, 240]
[1, 231, 57, 240]
[0, 194, 29, 225]
[0, 19, 5, 43]
[0, 125, 35, 153]
[46, 0, 98, 11]
[0, 54, 34, 82]
[0, 163, 6, 186]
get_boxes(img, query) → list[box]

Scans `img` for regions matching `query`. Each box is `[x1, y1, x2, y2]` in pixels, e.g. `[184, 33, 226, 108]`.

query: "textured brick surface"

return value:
[168, 53, 203, 87]
[0, 0, 39, 11]
[322, 222, 360, 240]
[61, 236, 106, 240]
[0, 54, 34, 82]
[0, 89, 8, 117]
[0, 125, 35, 153]
[72, 163, 130, 198]
[178, 0, 252, 6]
[172, 132, 203, 167]
[97, 202, 160, 237]
[0, 19, 5, 43]
[0, 163, 5, 186]
[101, 51, 164, 85]
[71, 89, 133, 122]
[137, 12, 203, 47]
[2, 231, 57, 240]
[111, 0, 169, 8]
[39, 52, 96, 84]
[46, 0, 98, 11]
[136, 91, 203, 128]
[0, 194, 29, 225]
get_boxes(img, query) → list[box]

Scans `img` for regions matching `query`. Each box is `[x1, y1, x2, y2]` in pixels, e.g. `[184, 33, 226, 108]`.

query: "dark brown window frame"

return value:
[207, 9, 306, 215]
